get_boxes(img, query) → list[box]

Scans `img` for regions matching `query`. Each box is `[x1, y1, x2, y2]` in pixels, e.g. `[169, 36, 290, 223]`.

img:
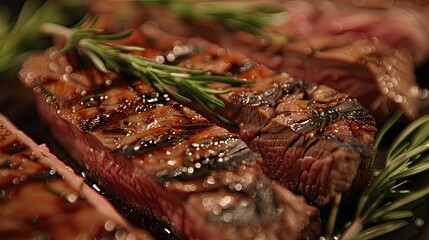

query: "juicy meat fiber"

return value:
[0, 114, 152, 240]
[20, 47, 321, 239]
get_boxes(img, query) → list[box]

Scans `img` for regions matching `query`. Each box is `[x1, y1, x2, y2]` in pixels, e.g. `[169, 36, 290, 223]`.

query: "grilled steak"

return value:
[97, 2, 426, 122]
[19, 46, 322, 239]
[0, 114, 152, 240]
[95, 26, 376, 206]
[220, 78, 376, 205]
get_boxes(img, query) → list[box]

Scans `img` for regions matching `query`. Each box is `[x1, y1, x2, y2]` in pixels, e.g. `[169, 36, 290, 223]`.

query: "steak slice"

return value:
[0, 114, 152, 240]
[100, 26, 377, 206]
[220, 79, 376, 205]
[20, 47, 322, 239]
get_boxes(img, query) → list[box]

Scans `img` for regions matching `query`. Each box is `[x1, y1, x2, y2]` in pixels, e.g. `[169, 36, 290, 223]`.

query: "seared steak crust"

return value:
[20, 47, 321, 239]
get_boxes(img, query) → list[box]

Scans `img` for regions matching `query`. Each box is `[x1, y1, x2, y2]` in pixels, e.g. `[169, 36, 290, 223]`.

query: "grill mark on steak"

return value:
[289, 100, 373, 134]
[119, 126, 215, 159]
[320, 135, 374, 160]
[21, 47, 322, 239]
[0, 141, 29, 155]
[26, 168, 63, 182]
[238, 81, 304, 107]
[80, 109, 129, 132]
[229, 61, 259, 75]
[79, 86, 171, 132]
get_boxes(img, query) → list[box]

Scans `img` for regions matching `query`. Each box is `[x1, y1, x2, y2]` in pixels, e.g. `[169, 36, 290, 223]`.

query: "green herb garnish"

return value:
[42, 15, 249, 126]
[149, 0, 289, 44]
[333, 111, 429, 239]
[0, 0, 85, 75]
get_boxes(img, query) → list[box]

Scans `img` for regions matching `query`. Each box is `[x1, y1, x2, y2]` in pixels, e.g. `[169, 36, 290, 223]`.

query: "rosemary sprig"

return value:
[0, 0, 85, 75]
[336, 112, 429, 240]
[42, 15, 249, 126]
[149, 0, 289, 44]
[0, 1, 56, 73]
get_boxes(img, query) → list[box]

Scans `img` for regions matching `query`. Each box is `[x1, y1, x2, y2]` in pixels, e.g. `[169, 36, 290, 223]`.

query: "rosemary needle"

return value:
[42, 15, 249, 126]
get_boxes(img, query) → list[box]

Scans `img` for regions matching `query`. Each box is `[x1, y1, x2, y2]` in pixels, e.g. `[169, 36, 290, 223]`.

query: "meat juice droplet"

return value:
[61, 73, 71, 82]
[66, 193, 78, 203]
[213, 206, 222, 215]
[415, 218, 424, 228]
[114, 229, 127, 240]
[12, 178, 20, 184]
[0, 189, 6, 200]
[65, 65, 73, 73]
[167, 160, 176, 166]
[48, 62, 59, 73]
[104, 219, 116, 231]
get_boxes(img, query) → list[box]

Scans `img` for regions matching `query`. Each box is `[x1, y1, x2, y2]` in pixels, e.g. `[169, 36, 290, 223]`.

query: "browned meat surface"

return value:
[91, 1, 427, 123]
[0, 114, 152, 240]
[19, 46, 321, 239]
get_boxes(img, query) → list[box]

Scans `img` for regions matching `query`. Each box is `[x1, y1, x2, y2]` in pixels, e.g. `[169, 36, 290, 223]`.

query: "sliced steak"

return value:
[19, 47, 322, 239]
[97, 26, 377, 206]
[94, 2, 426, 122]
[0, 114, 152, 240]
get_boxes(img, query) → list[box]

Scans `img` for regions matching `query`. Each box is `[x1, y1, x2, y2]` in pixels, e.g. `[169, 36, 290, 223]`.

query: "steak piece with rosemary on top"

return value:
[19, 41, 322, 239]
[102, 1, 425, 123]
[105, 25, 377, 206]
[0, 114, 152, 240]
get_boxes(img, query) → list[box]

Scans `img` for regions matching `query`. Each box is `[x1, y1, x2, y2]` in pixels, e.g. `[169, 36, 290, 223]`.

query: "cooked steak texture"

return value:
[0, 114, 152, 240]
[94, 26, 376, 206]
[93, 1, 427, 123]
[19, 46, 322, 239]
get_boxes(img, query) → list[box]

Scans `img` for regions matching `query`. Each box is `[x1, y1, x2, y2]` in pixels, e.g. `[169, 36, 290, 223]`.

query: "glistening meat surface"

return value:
[0, 114, 152, 240]
[110, 26, 377, 206]
[19, 47, 321, 239]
